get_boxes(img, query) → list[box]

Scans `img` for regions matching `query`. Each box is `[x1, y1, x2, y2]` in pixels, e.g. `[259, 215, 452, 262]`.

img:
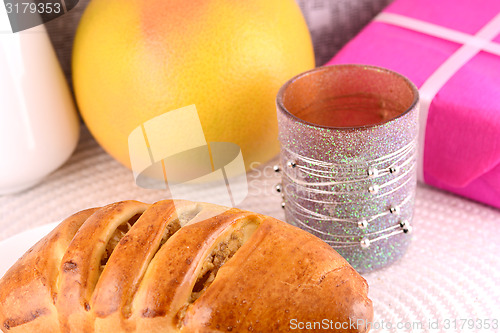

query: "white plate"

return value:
[0, 222, 59, 278]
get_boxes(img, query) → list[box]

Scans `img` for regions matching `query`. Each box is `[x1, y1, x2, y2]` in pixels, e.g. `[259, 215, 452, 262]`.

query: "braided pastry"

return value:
[0, 200, 373, 332]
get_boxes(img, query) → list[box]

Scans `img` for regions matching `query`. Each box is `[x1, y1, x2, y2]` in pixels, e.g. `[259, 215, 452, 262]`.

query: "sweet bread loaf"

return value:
[0, 200, 373, 332]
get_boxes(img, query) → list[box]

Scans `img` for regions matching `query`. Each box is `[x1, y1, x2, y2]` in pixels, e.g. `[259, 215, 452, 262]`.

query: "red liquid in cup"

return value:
[294, 94, 402, 128]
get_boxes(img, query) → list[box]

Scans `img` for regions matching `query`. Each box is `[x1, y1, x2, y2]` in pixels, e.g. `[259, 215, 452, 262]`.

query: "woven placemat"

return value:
[0, 126, 286, 241]
[1, 126, 499, 332]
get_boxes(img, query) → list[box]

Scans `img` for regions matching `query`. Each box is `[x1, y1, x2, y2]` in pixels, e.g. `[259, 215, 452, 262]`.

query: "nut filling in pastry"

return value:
[190, 222, 259, 303]
[0, 200, 373, 333]
[159, 219, 182, 248]
[100, 214, 142, 272]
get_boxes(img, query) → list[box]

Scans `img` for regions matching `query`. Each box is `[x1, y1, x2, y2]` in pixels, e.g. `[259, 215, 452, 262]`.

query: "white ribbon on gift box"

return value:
[374, 12, 500, 181]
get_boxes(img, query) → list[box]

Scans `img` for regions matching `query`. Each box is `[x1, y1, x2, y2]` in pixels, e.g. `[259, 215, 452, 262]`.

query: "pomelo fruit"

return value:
[73, 0, 315, 170]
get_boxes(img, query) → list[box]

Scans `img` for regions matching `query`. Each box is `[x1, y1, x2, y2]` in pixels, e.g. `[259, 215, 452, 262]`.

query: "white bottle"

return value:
[0, 7, 79, 194]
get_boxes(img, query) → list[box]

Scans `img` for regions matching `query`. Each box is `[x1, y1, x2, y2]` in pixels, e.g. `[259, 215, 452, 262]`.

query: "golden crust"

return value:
[182, 218, 373, 333]
[0, 200, 373, 333]
[0, 208, 98, 333]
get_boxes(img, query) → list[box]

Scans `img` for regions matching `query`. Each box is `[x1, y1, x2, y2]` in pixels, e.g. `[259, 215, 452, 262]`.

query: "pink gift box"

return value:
[327, 0, 500, 209]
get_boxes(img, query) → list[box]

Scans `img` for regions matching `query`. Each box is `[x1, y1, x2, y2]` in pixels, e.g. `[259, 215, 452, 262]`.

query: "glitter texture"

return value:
[276, 65, 419, 273]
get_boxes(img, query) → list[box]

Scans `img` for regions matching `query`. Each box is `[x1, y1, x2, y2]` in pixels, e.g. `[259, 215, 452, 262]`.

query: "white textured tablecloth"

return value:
[0, 126, 499, 332]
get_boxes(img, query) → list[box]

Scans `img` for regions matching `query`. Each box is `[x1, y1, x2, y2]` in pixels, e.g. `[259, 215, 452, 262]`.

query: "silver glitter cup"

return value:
[276, 65, 419, 273]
